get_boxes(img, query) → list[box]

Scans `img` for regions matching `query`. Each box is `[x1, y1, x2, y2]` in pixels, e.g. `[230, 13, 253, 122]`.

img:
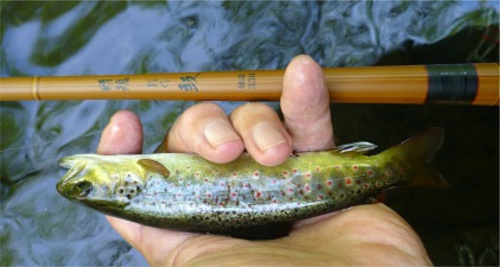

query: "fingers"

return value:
[165, 102, 292, 166]
[230, 103, 292, 166]
[165, 55, 332, 165]
[281, 55, 334, 151]
[166, 102, 245, 164]
[97, 110, 143, 154]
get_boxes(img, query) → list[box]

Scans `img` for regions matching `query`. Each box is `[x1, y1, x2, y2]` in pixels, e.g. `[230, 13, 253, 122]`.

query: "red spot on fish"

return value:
[272, 199, 278, 203]
[353, 165, 358, 170]
[206, 193, 211, 198]
[363, 183, 369, 189]
[219, 182, 225, 187]
[272, 179, 277, 184]
[195, 171, 200, 177]
[220, 202, 225, 207]
[233, 172, 238, 176]
[305, 173, 311, 179]
[204, 178, 208, 182]
[376, 182, 381, 187]
[283, 171, 289, 177]
[326, 180, 333, 186]
[346, 178, 352, 185]
[305, 185, 311, 192]
[280, 191, 286, 196]
[356, 179, 361, 184]
[317, 195, 324, 200]
[367, 170, 374, 176]
[244, 183, 250, 188]
[315, 166, 320, 172]
[255, 191, 262, 198]
[385, 171, 392, 176]
[292, 169, 298, 173]
[254, 171, 259, 177]
[231, 192, 236, 197]
[288, 188, 294, 193]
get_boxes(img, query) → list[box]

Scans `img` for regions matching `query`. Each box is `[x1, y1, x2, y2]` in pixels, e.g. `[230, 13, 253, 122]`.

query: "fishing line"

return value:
[0, 131, 102, 153]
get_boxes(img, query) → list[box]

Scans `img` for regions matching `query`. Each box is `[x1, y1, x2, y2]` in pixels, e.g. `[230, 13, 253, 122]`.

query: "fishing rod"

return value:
[0, 63, 498, 105]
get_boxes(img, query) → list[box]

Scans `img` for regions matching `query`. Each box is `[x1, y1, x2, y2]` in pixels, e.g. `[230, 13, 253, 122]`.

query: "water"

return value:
[1, 1, 499, 265]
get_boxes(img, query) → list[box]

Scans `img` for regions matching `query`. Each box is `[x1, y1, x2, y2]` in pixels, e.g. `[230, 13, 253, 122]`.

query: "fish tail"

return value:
[383, 128, 448, 188]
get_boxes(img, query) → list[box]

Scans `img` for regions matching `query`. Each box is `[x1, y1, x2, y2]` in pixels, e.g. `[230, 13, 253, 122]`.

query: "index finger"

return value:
[281, 55, 334, 151]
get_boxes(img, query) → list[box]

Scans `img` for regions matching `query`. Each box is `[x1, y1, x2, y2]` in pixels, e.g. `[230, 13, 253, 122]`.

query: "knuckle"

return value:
[230, 102, 277, 124]
[181, 102, 225, 123]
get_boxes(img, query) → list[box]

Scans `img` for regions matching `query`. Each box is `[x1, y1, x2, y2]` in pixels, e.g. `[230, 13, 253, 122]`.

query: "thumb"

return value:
[281, 55, 334, 151]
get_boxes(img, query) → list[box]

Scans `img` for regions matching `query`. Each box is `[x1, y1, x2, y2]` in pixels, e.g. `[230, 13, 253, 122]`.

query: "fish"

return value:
[56, 128, 447, 239]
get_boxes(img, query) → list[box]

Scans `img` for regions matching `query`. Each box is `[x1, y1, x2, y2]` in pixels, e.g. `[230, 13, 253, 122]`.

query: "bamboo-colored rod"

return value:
[0, 63, 498, 105]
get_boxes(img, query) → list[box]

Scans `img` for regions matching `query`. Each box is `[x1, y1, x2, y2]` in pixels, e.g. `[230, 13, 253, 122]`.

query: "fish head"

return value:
[57, 154, 146, 211]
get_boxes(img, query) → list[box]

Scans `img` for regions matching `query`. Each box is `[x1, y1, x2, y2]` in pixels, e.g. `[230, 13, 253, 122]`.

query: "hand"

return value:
[97, 55, 432, 266]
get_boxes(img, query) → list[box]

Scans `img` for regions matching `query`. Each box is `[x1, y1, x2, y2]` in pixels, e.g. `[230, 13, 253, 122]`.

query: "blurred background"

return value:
[1, 1, 498, 265]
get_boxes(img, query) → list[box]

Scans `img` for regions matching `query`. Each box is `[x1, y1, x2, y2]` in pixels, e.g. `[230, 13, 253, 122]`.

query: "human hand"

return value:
[97, 55, 432, 266]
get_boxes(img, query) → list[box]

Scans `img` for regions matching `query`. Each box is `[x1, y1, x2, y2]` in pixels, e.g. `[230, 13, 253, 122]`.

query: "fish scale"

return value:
[57, 128, 447, 239]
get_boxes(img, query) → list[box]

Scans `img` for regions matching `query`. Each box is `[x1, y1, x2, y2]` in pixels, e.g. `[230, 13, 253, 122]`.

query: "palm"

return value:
[106, 203, 429, 266]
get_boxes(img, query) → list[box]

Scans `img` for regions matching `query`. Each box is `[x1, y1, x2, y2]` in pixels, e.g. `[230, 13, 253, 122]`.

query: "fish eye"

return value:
[74, 181, 93, 198]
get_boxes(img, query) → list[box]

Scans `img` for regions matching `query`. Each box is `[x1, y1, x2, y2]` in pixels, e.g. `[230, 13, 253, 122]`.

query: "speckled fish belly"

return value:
[56, 128, 447, 239]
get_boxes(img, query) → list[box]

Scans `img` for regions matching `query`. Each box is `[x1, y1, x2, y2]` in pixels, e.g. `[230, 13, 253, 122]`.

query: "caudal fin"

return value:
[384, 128, 448, 188]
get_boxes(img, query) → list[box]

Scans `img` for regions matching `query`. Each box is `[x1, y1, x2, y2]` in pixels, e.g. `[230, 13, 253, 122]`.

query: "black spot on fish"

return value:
[126, 194, 132, 200]
[119, 189, 124, 194]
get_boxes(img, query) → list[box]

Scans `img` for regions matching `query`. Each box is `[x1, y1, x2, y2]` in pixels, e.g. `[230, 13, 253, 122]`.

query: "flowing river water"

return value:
[1, 1, 499, 265]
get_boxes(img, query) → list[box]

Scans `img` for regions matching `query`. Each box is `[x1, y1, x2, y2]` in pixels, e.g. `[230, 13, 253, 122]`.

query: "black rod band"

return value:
[426, 64, 478, 104]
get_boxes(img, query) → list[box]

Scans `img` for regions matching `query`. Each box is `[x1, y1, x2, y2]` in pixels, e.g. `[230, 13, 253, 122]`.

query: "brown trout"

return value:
[56, 128, 447, 239]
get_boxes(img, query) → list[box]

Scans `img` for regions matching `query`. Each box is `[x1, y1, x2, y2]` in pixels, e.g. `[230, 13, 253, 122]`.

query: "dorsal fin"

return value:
[332, 141, 377, 154]
[137, 159, 170, 178]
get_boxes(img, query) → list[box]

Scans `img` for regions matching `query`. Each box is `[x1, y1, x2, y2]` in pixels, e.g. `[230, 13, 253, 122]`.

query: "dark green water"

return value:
[1, 1, 499, 266]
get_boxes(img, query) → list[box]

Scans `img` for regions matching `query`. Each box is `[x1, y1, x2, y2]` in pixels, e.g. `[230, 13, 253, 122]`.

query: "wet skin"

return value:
[97, 55, 432, 266]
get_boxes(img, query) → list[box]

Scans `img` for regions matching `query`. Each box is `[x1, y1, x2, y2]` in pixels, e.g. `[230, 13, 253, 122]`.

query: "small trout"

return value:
[57, 128, 447, 239]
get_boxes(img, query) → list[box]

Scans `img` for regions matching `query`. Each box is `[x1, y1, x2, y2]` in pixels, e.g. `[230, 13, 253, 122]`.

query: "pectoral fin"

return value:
[137, 159, 170, 178]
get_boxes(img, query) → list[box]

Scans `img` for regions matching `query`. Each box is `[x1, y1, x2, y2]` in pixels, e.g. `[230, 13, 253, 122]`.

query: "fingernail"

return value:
[204, 121, 241, 147]
[252, 122, 287, 152]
